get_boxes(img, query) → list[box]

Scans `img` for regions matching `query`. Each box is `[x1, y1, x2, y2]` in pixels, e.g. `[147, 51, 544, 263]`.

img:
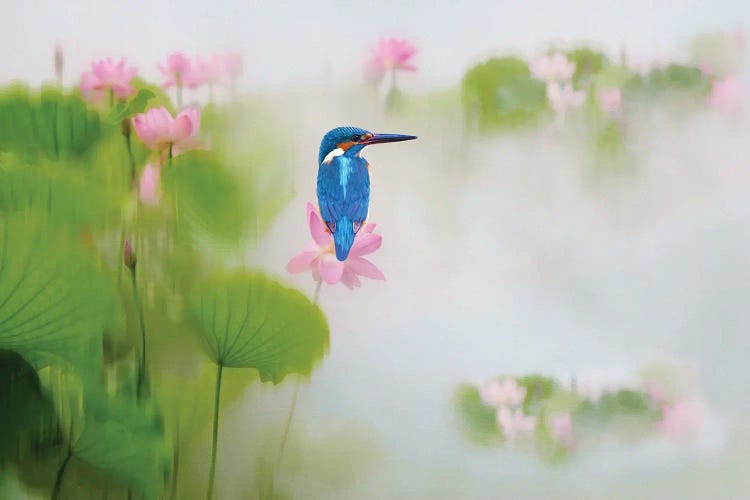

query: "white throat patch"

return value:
[322, 147, 345, 164]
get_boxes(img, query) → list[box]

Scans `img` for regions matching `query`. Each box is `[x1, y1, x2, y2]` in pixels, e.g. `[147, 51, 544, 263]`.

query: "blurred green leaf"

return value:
[0, 85, 101, 161]
[72, 396, 170, 500]
[130, 77, 174, 113]
[189, 271, 329, 383]
[453, 384, 501, 445]
[164, 152, 247, 245]
[106, 88, 156, 125]
[0, 160, 124, 231]
[462, 57, 547, 130]
[0, 350, 60, 463]
[0, 215, 121, 373]
[517, 374, 559, 413]
[565, 48, 607, 85]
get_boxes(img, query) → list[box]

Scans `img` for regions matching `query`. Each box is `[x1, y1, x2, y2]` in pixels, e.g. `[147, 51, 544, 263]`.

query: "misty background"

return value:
[4, 1, 750, 498]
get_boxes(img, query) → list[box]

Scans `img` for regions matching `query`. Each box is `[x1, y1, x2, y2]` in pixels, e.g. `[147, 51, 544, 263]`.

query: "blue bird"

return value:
[317, 126, 417, 261]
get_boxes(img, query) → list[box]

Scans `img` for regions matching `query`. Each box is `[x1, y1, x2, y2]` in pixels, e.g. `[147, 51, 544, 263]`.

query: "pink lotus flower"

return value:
[598, 87, 622, 116]
[708, 75, 745, 115]
[158, 52, 192, 88]
[185, 56, 223, 89]
[131, 106, 202, 156]
[79, 57, 136, 102]
[139, 163, 161, 206]
[497, 407, 537, 442]
[657, 400, 702, 440]
[530, 53, 576, 83]
[547, 82, 585, 114]
[364, 38, 417, 84]
[549, 412, 574, 448]
[479, 378, 526, 408]
[286, 203, 385, 289]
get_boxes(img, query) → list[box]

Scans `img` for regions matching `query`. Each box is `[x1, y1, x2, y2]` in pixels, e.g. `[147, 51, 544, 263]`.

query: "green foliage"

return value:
[516, 374, 559, 413]
[199, 102, 296, 242]
[72, 396, 170, 499]
[565, 48, 607, 85]
[461, 57, 547, 131]
[0, 85, 101, 161]
[625, 64, 710, 102]
[106, 88, 156, 126]
[189, 271, 329, 382]
[0, 215, 121, 373]
[453, 384, 501, 444]
[132, 78, 174, 111]
[0, 160, 124, 231]
[163, 152, 248, 245]
[0, 350, 59, 463]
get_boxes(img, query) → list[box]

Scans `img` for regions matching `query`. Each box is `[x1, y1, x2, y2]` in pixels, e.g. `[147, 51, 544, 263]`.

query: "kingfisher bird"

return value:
[317, 126, 417, 261]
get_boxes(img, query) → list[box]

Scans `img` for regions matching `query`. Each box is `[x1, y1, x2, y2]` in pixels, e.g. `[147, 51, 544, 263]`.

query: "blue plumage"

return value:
[316, 126, 416, 261]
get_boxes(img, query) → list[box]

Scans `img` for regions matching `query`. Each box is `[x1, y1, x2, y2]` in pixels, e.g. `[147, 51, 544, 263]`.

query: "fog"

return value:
[3, 1, 750, 498]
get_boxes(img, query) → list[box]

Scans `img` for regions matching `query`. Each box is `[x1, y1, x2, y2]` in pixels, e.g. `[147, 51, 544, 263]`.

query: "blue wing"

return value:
[316, 156, 370, 260]
[316, 155, 370, 233]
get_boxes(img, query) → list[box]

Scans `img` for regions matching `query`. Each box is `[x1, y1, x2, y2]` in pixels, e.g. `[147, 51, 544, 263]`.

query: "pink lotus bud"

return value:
[54, 44, 64, 84]
[123, 239, 136, 270]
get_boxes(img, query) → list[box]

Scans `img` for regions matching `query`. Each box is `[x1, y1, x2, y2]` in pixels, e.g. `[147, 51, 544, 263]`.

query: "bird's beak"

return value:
[362, 133, 418, 145]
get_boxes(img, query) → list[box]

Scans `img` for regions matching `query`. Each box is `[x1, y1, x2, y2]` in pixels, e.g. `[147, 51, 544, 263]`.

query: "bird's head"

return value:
[318, 126, 417, 165]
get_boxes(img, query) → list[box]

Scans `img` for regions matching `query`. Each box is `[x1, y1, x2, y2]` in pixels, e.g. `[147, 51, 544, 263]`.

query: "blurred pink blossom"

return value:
[479, 378, 526, 408]
[529, 53, 576, 83]
[708, 75, 745, 114]
[286, 203, 385, 289]
[549, 412, 574, 448]
[364, 38, 417, 84]
[657, 400, 702, 440]
[598, 87, 622, 116]
[185, 56, 223, 88]
[220, 52, 243, 81]
[139, 163, 161, 206]
[131, 106, 202, 156]
[158, 52, 192, 88]
[497, 407, 537, 442]
[79, 57, 136, 102]
[547, 82, 585, 114]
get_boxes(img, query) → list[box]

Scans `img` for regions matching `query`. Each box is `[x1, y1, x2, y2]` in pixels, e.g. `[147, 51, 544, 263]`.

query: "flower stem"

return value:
[124, 129, 136, 188]
[275, 282, 321, 476]
[206, 363, 223, 500]
[130, 267, 148, 399]
[108, 88, 114, 110]
[312, 279, 322, 304]
[51, 449, 72, 500]
[177, 84, 182, 110]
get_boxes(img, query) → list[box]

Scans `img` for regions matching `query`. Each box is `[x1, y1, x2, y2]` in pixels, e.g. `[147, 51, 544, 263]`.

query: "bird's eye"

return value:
[351, 134, 361, 142]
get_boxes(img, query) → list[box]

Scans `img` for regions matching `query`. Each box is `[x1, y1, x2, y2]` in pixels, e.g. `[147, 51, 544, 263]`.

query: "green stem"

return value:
[130, 268, 148, 399]
[276, 381, 300, 471]
[275, 282, 321, 475]
[177, 84, 182, 110]
[312, 279, 322, 304]
[206, 363, 223, 500]
[51, 449, 72, 500]
[108, 88, 114, 110]
[124, 132, 136, 188]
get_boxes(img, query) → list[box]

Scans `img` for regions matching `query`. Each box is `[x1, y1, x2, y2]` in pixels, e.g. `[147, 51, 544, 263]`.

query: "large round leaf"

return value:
[0, 85, 101, 161]
[189, 271, 329, 382]
[0, 161, 124, 232]
[72, 396, 170, 500]
[0, 215, 121, 372]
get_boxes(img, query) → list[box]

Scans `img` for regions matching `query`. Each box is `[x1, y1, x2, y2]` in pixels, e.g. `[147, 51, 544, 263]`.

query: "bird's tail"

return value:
[333, 217, 355, 261]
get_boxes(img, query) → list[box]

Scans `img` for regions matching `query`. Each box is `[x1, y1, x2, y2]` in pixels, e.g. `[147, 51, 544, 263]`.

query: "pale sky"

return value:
[1, 0, 748, 89]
